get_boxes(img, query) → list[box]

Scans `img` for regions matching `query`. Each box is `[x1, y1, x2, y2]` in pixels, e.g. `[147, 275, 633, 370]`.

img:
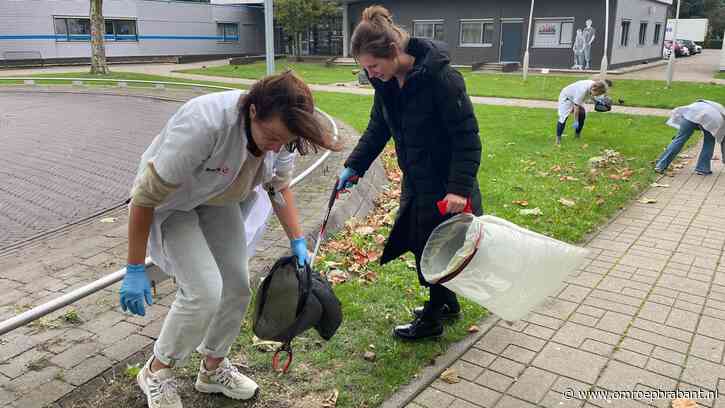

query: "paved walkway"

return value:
[406, 155, 725, 408]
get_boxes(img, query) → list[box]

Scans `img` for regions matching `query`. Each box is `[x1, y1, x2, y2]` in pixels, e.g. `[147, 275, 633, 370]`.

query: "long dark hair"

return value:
[240, 71, 340, 155]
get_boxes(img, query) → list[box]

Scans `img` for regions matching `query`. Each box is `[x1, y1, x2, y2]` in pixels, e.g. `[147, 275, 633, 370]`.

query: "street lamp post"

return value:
[666, 0, 681, 87]
[264, 0, 275, 76]
[522, 0, 535, 81]
[600, 0, 610, 79]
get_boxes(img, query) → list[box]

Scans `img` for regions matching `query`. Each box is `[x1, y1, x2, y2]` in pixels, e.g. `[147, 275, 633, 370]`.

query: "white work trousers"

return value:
[153, 204, 251, 367]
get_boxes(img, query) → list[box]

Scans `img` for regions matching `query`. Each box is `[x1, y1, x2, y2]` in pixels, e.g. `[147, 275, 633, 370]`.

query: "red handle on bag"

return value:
[436, 198, 473, 216]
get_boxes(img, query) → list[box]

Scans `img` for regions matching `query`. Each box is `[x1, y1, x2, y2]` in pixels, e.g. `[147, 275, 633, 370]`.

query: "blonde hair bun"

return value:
[362, 5, 393, 25]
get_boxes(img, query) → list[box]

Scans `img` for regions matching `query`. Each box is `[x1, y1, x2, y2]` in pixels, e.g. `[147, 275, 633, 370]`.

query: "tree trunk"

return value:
[90, 0, 109, 75]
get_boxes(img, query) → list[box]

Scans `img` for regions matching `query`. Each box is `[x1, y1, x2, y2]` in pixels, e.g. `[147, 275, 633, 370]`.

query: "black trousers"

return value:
[556, 108, 587, 137]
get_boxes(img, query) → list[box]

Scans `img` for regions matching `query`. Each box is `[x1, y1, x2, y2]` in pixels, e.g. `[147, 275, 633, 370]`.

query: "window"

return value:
[459, 20, 494, 47]
[532, 18, 574, 48]
[413, 20, 444, 41]
[217, 23, 239, 42]
[54, 17, 137, 41]
[620, 20, 631, 47]
[638, 22, 648, 45]
[653, 23, 662, 44]
[105, 19, 137, 41]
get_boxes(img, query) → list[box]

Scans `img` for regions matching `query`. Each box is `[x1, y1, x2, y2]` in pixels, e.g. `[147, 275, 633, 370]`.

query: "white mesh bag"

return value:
[421, 214, 589, 321]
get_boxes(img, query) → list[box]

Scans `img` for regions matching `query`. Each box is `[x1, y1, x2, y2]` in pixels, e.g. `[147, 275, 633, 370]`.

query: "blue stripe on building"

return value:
[0, 34, 235, 41]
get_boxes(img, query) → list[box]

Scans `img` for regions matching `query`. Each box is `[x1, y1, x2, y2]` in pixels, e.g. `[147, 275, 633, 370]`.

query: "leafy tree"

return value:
[90, 0, 109, 74]
[274, 0, 339, 59]
[673, 0, 725, 40]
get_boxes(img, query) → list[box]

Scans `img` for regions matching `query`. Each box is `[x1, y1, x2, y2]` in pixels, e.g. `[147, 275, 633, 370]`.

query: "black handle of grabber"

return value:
[272, 343, 293, 374]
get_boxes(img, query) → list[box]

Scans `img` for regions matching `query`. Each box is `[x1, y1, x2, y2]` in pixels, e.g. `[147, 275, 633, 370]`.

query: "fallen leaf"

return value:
[677, 154, 691, 159]
[100, 217, 117, 223]
[550, 165, 562, 172]
[558, 198, 576, 207]
[440, 368, 460, 384]
[519, 207, 543, 216]
[468, 325, 480, 333]
[363, 351, 376, 362]
[251, 336, 282, 352]
[581, 144, 589, 149]
[361, 270, 378, 282]
[328, 270, 349, 285]
[355, 226, 375, 235]
[609, 174, 622, 180]
[673, 163, 685, 169]
[584, 185, 596, 192]
[638, 198, 657, 204]
[374, 234, 386, 245]
[651, 182, 670, 188]
[559, 176, 579, 182]
[671, 399, 697, 408]
[596, 198, 605, 206]
[512, 200, 529, 207]
[322, 389, 340, 408]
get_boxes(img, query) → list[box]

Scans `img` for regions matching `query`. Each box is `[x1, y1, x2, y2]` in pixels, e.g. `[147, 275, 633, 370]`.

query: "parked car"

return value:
[676, 40, 691, 56]
[663, 40, 686, 58]
[679, 39, 700, 55]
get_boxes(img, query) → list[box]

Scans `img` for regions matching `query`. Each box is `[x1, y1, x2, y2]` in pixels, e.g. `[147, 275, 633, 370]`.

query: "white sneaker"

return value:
[195, 358, 259, 400]
[137, 357, 183, 408]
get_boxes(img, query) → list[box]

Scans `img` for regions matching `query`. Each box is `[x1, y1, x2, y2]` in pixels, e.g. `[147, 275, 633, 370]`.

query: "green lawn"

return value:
[176, 59, 724, 109]
[0, 71, 247, 90]
[462, 71, 725, 110]
[178, 58, 356, 85]
[0, 75, 688, 407]
[716, 71, 725, 80]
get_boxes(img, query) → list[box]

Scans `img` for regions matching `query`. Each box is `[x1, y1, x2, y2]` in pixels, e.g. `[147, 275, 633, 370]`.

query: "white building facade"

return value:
[0, 0, 265, 64]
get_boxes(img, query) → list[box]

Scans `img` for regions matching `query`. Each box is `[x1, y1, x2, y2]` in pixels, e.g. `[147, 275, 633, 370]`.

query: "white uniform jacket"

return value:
[131, 90, 295, 273]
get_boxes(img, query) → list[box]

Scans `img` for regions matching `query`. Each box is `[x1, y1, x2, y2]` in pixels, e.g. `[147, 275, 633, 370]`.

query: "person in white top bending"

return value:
[655, 100, 725, 175]
[120, 71, 340, 408]
[556, 79, 611, 144]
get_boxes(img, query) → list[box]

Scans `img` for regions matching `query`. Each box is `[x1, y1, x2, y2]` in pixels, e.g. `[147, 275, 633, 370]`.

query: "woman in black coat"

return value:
[337, 5, 482, 340]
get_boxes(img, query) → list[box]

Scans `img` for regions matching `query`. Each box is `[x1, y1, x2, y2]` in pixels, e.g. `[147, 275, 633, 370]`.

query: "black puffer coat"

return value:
[345, 38, 482, 286]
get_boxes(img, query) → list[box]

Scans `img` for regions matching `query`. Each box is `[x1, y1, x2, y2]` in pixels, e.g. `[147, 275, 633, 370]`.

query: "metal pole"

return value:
[342, 4, 350, 58]
[666, 0, 681, 87]
[522, 0, 535, 81]
[600, 0, 610, 79]
[264, 0, 275, 76]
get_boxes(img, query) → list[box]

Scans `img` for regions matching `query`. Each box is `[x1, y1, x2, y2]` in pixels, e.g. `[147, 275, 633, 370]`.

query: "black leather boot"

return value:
[412, 301, 461, 321]
[393, 317, 443, 340]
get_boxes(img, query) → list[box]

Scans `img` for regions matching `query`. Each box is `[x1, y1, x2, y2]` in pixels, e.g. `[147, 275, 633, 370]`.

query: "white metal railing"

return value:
[0, 77, 339, 335]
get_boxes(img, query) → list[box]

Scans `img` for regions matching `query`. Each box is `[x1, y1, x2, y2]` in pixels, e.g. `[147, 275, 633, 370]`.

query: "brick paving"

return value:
[0, 86, 380, 407]
[0, 88, 188, 250]
[406, 154, 725, 408]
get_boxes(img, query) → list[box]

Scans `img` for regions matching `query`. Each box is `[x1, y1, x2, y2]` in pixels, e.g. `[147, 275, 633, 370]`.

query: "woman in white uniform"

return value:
[655, 100, 725, 175]
[556, 79, 611, 144]
[119, 72, 340, 408]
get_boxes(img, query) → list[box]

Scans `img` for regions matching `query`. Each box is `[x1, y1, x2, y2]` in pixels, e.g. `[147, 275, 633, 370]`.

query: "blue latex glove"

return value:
[336, 167, 360, 191]
[120, 264, 153, 316]
[291, 237, 308, 266]
[572, 121, 580, 132]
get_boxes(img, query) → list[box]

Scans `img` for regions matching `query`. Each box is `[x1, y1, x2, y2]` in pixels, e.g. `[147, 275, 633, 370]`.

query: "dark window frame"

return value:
[413, 20, 445, 42]
[53, 16, 138, 42]
[638, 22, 648, 46]
[459, 19, 494, 47]
[620, 20, 631, 47]
[217, 22, 239, 42]
[653, 23, 662, 44]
